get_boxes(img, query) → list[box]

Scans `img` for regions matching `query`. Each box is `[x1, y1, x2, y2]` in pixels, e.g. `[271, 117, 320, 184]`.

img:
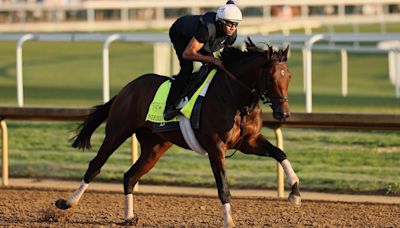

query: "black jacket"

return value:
[170, 12, 237, 55]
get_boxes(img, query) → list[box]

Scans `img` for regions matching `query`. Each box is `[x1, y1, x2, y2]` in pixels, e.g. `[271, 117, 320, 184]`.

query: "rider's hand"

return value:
[212, 58, 224, 68]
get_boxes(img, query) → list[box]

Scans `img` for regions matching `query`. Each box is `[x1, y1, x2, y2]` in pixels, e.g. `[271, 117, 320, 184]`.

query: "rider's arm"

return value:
[182, 38, 213, 62]
[182, 23, 223, 67]
[182, 38, 223, 67]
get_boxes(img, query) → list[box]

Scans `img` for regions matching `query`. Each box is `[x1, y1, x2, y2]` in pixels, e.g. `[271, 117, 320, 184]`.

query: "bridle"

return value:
[260, 60, 290, 107]
[220, 62, 289, 109]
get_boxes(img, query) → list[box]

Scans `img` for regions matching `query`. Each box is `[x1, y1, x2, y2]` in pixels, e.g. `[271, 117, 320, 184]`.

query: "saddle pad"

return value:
[145, 69, 217, 123]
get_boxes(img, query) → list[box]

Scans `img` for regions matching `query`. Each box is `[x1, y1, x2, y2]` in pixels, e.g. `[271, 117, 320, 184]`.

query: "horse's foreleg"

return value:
[123, 131, 172, 222]
[239, 135, 301, 205]
[208, 147, 235, 228]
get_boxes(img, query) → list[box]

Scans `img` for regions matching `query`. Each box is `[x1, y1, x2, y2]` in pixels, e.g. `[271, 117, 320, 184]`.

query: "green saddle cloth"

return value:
[145, 69, 217, 123]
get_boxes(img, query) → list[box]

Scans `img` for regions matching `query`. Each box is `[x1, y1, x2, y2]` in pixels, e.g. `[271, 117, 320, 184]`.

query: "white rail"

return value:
[2, 33, 400, 110]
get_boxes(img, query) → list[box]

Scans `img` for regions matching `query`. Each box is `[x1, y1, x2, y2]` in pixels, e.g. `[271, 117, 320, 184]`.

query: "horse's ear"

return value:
[245, 37, 256, 49]
[282, 45, 289, 61]
[266, 45, 273, 60]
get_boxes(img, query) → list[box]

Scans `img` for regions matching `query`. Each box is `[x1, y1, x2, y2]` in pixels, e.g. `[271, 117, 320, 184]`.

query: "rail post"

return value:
[395, 49, 400, 98]
[341, 49, 348, 97]
[131, 134, 139, 192]
[274, 127, 284, 198]
[1, 119, 8, 186]
[102, 34, 121, 103]
[16, 34, 35, 107]
[153, 42, 171, 75]
[304, 34, 324, 113]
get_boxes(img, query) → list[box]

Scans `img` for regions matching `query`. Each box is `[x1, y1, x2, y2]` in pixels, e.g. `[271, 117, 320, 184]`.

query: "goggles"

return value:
[221, 19, 239, 28]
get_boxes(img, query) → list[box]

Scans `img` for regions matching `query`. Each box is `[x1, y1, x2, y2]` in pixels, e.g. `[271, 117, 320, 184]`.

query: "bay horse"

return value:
[55, 38, 301, 227]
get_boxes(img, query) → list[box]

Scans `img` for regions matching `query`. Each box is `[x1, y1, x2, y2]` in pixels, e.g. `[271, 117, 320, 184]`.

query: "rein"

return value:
[220, 66, 254, 94]
[220, 64, 288, 106]
[220, 66, 257, 159]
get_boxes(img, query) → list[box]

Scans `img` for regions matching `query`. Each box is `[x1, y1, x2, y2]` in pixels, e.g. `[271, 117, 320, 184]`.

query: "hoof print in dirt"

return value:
[39, 207, 71, 223]
[120, 216, 139, 226]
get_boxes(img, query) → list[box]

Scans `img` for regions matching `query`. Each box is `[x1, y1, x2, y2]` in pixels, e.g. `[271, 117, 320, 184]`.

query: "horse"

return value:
[55, 38, 301, 227]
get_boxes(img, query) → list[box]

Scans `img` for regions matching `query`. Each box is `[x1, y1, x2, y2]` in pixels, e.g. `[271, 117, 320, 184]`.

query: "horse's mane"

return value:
[220, 37, 288, 66]
[220, 41, 264, 65]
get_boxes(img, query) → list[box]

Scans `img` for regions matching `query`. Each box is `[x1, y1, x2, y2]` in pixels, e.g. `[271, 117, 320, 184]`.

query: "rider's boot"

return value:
[164, 75, 185, 120]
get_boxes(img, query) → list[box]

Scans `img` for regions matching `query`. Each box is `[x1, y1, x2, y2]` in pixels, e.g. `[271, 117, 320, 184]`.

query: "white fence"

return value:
[0, 33, 399, 111]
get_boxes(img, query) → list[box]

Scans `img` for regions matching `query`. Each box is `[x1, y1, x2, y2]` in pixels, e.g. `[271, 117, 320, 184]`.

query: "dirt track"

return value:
[0, 187, 399, 227]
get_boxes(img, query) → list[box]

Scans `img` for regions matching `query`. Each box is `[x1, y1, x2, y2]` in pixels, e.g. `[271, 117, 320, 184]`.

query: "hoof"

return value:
[55, 199, 71, 210]
[288, 182, 301, 206]
[225, 220, 235, 228]
[289, 193, 301, 206]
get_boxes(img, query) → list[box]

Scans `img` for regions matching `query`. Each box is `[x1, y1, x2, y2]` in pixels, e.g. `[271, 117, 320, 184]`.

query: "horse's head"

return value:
[245, 39, 291, 121]
[264, 44, 291, 121]
[221, 38, 292, 121]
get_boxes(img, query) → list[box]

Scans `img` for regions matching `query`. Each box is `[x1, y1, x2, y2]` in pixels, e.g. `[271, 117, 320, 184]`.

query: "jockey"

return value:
[163, 0, 242, 120]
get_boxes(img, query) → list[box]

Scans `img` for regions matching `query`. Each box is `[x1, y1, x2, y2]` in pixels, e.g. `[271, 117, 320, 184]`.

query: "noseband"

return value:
[261, 95, 289, 106]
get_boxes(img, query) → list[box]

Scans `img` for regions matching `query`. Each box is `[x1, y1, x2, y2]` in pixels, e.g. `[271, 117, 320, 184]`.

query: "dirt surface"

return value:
[0, 187, 399, 227]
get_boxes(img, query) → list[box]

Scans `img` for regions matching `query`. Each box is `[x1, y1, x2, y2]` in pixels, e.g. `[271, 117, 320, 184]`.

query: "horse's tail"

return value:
[72, 97, 116, 150]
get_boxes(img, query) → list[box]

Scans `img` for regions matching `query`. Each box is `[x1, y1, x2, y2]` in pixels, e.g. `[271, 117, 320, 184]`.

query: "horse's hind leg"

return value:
[56, 126, 133, 210]
[239, 134, 301, 206]
[123, 129, 172, 222]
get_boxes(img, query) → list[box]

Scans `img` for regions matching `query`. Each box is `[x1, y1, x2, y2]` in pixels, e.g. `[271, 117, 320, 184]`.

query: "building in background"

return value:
[0, 0, 399, 33]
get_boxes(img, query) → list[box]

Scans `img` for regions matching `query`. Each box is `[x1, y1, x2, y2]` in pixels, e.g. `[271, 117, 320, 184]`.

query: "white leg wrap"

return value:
[67, 180, 89, 207]
[124, 194, 134, 220]
[281, 159, 299, 187]
[222, 203, 235, 228]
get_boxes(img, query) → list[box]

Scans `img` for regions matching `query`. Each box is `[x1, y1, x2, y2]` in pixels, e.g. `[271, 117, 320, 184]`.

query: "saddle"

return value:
[174, 64, 213, 104]
[145, 65, 216, 133]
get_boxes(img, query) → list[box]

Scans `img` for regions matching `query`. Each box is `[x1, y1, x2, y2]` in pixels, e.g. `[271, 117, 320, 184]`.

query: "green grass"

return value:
[0, 26, 399, 194]
[0, 41, 154, 106]
[1, 40, 398, 112]
[4, 121, 400, 195]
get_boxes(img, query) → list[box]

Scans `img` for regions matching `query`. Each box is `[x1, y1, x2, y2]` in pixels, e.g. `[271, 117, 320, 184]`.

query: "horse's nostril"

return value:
[285, 112, 291, 118]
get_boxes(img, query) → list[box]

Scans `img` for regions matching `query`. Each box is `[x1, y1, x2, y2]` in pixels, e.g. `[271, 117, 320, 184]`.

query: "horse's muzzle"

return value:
[273, 111, 290, 121]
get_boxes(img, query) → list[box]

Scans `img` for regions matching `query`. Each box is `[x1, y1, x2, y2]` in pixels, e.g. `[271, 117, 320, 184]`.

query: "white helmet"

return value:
[216, 1, 242, 22]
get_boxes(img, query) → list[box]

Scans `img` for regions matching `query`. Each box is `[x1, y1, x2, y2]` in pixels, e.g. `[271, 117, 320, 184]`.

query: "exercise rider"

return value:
[164, 0, 242, 120]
